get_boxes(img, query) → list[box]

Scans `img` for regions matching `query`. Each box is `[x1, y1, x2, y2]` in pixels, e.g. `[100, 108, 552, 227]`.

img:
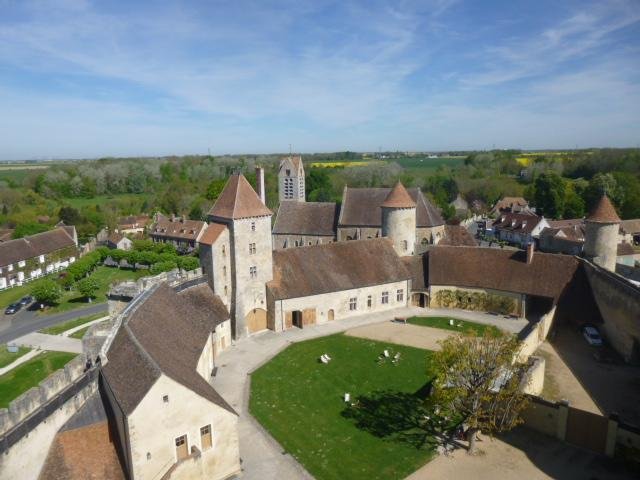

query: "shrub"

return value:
[149, 260, 177, 275]
[76, 277, 100, 300]
[32, 279, 62, 305]
[177, 256, 200, 271]
[434, 289, 515, 314]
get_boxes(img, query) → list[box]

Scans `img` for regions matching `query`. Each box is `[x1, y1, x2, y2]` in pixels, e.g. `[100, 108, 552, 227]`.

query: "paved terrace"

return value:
[210, 307, 528, 480]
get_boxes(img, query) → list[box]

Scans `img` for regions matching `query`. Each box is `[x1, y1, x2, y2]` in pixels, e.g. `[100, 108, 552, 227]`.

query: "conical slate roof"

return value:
[587, 195, 620, 224]
[208, 174, 272, 219]
[380, 181, 416, 208]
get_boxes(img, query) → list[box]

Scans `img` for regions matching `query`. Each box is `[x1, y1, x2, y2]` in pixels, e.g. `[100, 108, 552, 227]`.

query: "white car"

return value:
[582, 326, 603, 347]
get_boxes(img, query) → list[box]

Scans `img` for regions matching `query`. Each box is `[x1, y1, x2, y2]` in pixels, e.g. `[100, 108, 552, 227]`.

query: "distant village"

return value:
[0, 155, 639, 480]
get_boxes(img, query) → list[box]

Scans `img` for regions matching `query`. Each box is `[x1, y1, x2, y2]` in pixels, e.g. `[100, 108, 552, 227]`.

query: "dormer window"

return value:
[251, 222, 256, 232]
[522, 221, 527, 228]
[286, 169, 291, 176]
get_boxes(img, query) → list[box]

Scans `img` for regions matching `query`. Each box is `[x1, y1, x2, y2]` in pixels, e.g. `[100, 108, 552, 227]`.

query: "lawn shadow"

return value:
[341, 382, 449, 450]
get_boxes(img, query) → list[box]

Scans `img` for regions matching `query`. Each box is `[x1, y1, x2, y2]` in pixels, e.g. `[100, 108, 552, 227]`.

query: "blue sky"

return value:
[0, 0, 639, 159]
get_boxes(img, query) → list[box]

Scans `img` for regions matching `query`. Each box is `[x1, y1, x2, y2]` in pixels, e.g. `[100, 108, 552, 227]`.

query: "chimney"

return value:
[526, 243, 535, 264]
[256, 166, 266, 204]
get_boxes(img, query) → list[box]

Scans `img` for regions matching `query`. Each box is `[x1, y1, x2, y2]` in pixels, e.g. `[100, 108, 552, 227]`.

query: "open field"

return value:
[250, 334, 436, 480]
[407, 316, 502, 337]
[310, 160, 385, 168]
[63, 192, 151, 209]
[0, 351, 77, 407]
[0, 344, 31, 368]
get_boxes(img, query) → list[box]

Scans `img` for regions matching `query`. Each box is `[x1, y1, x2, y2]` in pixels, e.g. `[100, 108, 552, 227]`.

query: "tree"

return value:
[12, 222, 49, 239]
[177, 256, 200, 271]
[430, 332, 530, 454]
[584, 173, 623, 213]
[533, 173, 566, 218]
[563, 183, 585, 219]
[76, 277, 100, 302]
[205, 179, 227, 201]
[58, 206, 82, 225]
[31, 279, 62, 305]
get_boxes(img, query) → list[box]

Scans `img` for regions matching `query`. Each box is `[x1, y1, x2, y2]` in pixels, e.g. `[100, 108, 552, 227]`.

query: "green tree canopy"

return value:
[76, 277, 100, 301]
[31, 279, 62, 305]
[533, 172, 566, 219]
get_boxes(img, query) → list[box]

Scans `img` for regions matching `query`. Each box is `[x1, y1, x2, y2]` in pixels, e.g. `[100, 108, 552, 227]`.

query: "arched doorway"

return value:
[246, 308, 267, 334]
[328, 309, 335, 321]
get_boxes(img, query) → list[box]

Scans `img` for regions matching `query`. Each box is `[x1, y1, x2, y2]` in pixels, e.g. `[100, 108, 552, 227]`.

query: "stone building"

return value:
[149, 214, 207, 253]
[278, 155, 305, 202]
[101, 281, 239, 480]
[584, 195, 621, 272]
[492, 212, 549, 248]
[380, 182, 417, 256]
[203, 173, 274, 339]
[0, 226, 78, 289]
[272, 201, 338, 249]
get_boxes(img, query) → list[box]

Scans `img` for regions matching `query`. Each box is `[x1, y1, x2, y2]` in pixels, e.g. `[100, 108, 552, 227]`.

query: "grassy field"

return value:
[0, 345, 31, 368]
[250, 334, 436, 480]
[64, 193, 150, 209]
[69, 325, 93, 339]
[0, 266, 147, 315]
[0, 351, 77, 407]
[39, 312, 106, 335]
[407, 316, 502, 337]
[0, 165, 50, 185]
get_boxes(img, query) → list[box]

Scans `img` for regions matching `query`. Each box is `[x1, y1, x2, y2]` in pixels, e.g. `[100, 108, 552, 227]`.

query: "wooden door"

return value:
[246, 309, 267, 333]
[328, 309, 335, 321]
[565, 407, 608, 454]
[285, 311, 293, 329]
[175, 435, 188, 460]
[302, 308, 316, 326]
[200, 425, 212, 450]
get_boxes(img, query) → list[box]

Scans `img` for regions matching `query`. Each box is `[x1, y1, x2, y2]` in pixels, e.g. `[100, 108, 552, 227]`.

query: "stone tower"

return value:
[278, 155, 305, 202]
[381, 181, 416, 256]
[206, 173, 273, 339]
[584, 194, 620, 272]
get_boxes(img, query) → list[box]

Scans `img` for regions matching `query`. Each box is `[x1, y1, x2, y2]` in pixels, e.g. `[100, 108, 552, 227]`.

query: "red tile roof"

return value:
[0, 227, 76, 267]
[381, 182, 416, 208]
[208, 174, 272, 220]
[439, 225, 478, 247]
[150, 215, 206, 241]
[587, 195, 621, 224]
[199, 222, 228, 246]
[272, 201, 338, 236]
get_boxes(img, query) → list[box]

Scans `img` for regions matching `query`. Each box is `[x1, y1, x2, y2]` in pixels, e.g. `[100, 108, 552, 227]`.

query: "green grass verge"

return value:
[0, 345, 31, 368]
[0, 351, 77, 407]
[39, 312, 106, 335]
[407, 316, 502, 337]
[250, 334, 436, 480]
[69, 325, 92, 339]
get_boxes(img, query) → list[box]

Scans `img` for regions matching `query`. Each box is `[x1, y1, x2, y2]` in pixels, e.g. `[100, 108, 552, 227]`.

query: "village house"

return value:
[149, 214, 207, 253]
[106, 232, 133, 251]
[0, 226, 78, 289]
[100, 281, 239, 480]
[449, 194, 469, 217]
[619, 219, 640, 245]
[491, 212, 550, 248]
[491, 196, 533, 216]
[538, 219, 586, 255]
[116, 215, 151, 236]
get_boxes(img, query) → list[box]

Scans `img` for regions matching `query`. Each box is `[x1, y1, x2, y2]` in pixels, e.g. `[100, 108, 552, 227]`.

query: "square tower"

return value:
[278, 155, 305, 202]
[205, 174, 273, 339]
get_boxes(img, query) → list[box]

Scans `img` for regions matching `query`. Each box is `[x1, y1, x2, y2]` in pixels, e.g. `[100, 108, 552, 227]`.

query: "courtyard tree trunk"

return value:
[467, 427, 479, 455]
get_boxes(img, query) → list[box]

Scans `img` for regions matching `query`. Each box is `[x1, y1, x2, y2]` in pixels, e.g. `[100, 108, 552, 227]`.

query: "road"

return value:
[0, 302, 108, 344]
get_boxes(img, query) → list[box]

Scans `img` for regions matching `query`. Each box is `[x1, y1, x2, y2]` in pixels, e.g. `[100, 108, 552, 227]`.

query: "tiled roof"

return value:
[102, 283, 234, 416]
[427, 246, 580, 301]
[208, 174, 272, 220]
[492, 197, 529, 213]
[381, 182, 416, 208]
[272, 201, 338, 236]
[268, 238, 410, 300]
[587, 195, 621, 224]
[118, 215, 150, 228]
[339, 187, 443, 227]
[279, 155, 303, 172]
[493, 212, 544, 234]
[150, 215, 206, 241]
[199, 223, 228, 246]
[439, 225, 478, 247]
[0, 227, 76, 267]
[401, 255, 427, 290]
[620, 219, 640, 235]
[107, 233, 124, 244]
[541, 224, 585, 242]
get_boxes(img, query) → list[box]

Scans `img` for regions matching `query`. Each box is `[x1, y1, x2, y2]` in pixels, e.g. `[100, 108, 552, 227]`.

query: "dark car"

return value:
[4, 303, 22, 315]
[19, 296, 33, 306]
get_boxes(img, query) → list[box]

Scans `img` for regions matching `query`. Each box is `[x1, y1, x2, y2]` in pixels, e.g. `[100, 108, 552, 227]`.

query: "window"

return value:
[286, 169, 291, 176]
[250, 266, 257, 278]
[222, 245, 226, 256]
[223, 265, 227, 278]
[39, 255, 45, 263]
[381, 292, 389, 304]
[18, 260, 25, 268]
[397, 289, 404, 302]
[402, 240, 408, 251]
[147, 452, 152, 460]
[224, 285, 228, 296]
[251, 222, 256, 231]
[249, 243, 256, 254]
[175, 435, 188, 460]
[200, 425, 212, 450]
[162, 395, 169, 403]
[367, 295, 372, 308]
[349, 297, 357, 311]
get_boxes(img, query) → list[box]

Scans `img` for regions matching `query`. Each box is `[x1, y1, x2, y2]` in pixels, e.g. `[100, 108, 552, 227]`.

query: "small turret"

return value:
[583, 194, 620, 272]
[381, 181, 416, 256]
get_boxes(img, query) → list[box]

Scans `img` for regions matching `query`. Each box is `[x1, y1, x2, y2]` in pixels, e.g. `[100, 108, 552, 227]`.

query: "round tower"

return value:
[381, 181, 416, 256]
[583, 194, 620, 272]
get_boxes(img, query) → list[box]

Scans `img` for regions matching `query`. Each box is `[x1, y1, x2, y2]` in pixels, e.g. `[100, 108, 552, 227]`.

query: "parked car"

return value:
[4, 303, 22, 315]
[19, 296, 33, 306]
[582, 325, 603, 347]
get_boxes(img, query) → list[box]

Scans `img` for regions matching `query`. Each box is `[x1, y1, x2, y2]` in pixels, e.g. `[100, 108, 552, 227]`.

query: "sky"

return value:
[0, 0, 639, 159]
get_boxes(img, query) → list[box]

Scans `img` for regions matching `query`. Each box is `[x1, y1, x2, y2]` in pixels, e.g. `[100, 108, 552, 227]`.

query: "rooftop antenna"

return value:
[289, 144, 293, 156]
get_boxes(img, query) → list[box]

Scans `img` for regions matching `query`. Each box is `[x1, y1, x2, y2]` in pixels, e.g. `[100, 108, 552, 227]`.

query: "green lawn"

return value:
[69, 325, 92, 339]
[41, 265, 148, 315]
[250, 334, 436, 480]
[0, 345, 31, 368]
[0, 351, 77, 407]
[64, 193, 150, 209]
[39, 312, 106, 335]
[407, 316, 502, 337]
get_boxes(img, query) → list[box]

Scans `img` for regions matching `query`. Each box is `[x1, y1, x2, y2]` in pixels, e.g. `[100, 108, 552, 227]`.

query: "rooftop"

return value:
[272, 201, 338, 236]
[0, 227, 76, 268]
[587, 195, 621, 224]
[208, 173, 272, 220]
[380, 181, 416, 208]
